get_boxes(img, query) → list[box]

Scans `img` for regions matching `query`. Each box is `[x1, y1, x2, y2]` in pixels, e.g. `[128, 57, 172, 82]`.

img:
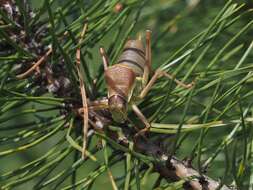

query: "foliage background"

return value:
[0, 0, 253, 189]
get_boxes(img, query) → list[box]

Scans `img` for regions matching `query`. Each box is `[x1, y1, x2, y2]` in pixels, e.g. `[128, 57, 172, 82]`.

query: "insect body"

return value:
[98, 30, 193, 136]
[74, 29, 193, 157]
[103, 39, 146, 123]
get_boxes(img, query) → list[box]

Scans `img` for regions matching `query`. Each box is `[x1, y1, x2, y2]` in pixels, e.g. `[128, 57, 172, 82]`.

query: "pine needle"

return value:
[76, 22, 89, 159]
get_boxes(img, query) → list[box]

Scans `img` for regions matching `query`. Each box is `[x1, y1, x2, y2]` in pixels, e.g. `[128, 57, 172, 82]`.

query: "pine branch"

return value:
[1, 0, 253, 189]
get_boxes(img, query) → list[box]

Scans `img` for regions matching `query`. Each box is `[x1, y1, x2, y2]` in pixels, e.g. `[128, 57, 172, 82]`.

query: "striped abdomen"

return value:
[104, 39, 146, 100]
[117, 39, 146, 76]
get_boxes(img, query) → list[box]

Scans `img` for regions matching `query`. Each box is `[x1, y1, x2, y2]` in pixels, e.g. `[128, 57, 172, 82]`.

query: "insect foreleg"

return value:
[78, 99, 109, 114]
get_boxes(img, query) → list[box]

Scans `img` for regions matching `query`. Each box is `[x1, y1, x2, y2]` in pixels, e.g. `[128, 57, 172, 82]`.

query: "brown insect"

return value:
[86, 30, 193, 138]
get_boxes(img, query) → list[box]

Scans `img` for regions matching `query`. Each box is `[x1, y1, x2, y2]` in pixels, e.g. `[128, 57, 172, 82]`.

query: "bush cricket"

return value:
[97, 30, 193, 133]
[77, 30, 194, 156]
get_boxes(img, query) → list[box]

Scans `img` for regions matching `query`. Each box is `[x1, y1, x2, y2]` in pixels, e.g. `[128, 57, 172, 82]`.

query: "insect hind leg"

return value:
[142, 30, 152, 86]
[139, 69, 194, 99]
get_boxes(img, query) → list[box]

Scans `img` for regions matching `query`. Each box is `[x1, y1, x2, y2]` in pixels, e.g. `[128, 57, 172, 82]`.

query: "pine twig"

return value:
[16, 47, 52, 79]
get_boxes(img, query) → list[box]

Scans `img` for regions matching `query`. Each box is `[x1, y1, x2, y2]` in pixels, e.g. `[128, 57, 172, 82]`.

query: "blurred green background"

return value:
[1, 0, 253, 189]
